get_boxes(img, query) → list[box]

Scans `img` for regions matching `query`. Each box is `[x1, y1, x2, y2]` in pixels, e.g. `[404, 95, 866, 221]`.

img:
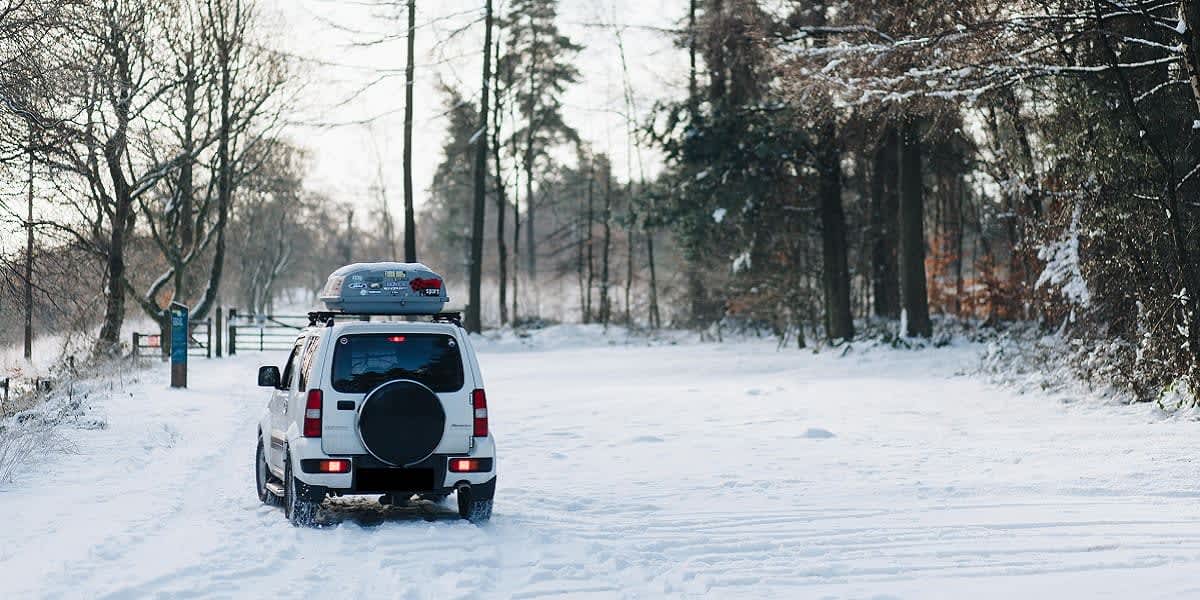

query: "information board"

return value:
[170, 302, 188, 388]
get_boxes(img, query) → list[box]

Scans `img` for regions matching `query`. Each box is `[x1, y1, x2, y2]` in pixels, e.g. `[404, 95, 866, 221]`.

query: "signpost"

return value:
[170, 302, 188, 388]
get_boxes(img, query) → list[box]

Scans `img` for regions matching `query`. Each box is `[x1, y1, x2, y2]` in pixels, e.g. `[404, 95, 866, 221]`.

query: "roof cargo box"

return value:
[318, 262, 449, 315]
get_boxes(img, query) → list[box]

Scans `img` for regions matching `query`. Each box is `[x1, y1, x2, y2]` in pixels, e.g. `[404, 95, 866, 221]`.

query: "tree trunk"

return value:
[402, 0, 417, 262]
[523, 145, 536, 316]
[954, 176, 965, 316]
[646, 229, 660, 329]
[491, 31, 508, 325]
[688, 0, 698, 116]
[192, 0, 246, 323]
[576, 210, 586, 321]
[599, 166, 613, 326]
[512, 170, 521, 323]
[97, 186, 132, 354]
[898, 120, 932, 337]
[707, 0, 725, 102]
[584, 160, 595, 323]
[96, 78, 135, 354]
[24, 135, 34, 360]
[1179, 0, 1200, 118]
[624, 216, 634, 325]
[176, 47, 197, 302]
[817, 124, 854, 341]
[870, 127, 900, 318]
[466, 0, 493, 333]
[523, 21, 538, 313]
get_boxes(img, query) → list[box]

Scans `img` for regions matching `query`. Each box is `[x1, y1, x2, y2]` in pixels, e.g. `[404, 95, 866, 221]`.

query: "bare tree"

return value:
[121, 0, 288, 348]
[42, 0, 183, 355]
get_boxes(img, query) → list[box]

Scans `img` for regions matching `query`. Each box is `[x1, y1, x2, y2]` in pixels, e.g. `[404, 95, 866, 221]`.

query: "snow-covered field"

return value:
[3, 327, 1200, 598]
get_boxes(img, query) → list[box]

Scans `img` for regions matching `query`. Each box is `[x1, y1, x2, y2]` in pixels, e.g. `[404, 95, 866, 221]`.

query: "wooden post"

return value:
[161, 312, 170, 362]
[228, 308, 237, 356]
[215, 307, 223, 358]
[132, 332, 140, 358]
[206, 318, 212, 359]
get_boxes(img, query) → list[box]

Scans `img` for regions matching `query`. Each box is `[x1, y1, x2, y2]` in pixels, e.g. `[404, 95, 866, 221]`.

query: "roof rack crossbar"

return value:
[306, 311, 463, 328]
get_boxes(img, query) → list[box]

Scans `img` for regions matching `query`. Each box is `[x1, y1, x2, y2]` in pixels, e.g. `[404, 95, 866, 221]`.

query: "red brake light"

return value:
[410, 277, 442, 291]
[449, 458, 480, 472]
[472, 389, 488, 437]
[303, 389, 322, 437]
[386, 336, 406, 343]
[318, 459, 349, 473]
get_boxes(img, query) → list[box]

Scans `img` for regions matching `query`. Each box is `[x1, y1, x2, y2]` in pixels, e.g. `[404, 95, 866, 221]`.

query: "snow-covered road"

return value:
[4, 329, 1200, 598]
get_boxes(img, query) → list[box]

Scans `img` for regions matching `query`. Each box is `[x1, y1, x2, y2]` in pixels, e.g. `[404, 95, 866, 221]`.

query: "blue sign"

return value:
[170, 304, 188, 366]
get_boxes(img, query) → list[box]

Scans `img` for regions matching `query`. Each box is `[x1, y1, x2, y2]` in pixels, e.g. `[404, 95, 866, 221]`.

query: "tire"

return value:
[256, 439, 281, 507]
[358, 380, 445, 466]
[284, 456, 320, 527]
[457, 490, 493, 523]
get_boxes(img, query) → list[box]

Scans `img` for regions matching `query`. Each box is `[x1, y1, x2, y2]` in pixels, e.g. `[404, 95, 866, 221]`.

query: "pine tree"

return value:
[500, 0, 581, 313]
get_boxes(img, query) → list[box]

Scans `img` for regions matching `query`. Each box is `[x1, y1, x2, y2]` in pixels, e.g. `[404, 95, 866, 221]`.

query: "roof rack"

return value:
[307, 311, 463, 328]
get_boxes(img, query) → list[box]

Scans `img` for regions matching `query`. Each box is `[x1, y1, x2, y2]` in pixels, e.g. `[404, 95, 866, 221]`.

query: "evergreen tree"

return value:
[500, 0, 581, 310]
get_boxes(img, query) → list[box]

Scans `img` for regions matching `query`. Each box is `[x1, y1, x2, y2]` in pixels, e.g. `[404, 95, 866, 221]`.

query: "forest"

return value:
[3, 0, 1200, 404]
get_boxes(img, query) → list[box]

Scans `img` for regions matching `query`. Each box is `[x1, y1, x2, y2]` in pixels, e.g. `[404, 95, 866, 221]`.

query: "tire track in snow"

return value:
[7, 338, 1200, 598]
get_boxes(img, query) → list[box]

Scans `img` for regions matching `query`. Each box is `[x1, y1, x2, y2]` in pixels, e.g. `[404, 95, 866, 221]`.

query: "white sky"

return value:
[262, 0, 690, 221]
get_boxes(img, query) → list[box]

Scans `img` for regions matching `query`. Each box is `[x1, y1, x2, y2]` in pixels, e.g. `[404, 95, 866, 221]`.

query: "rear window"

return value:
[331, 333, 464, 394]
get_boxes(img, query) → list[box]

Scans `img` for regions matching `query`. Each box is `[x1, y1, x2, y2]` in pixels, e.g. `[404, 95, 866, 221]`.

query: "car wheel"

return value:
[256, 439, 281, 507]
[284, 456, 319, 527]
[457, 490, 493, 524]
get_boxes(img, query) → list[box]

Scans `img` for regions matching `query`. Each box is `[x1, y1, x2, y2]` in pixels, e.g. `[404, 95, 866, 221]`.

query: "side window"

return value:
[298, 335, 321, 391]
[280, 340, 303, 389]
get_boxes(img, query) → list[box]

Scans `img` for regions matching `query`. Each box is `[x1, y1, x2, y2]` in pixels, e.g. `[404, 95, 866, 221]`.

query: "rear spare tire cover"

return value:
[357, 380, 446, 466]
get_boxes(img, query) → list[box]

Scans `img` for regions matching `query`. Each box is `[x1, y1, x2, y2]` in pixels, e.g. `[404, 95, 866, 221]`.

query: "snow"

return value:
[5, 328, 1200, 597]
[732, 250, 751, 273]
[711, 206, 725, 222]
[1037, 202, 1091, 307]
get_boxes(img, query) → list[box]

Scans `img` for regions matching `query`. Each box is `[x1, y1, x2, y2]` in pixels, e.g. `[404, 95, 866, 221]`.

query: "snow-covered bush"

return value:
[0, 355, 132, 486]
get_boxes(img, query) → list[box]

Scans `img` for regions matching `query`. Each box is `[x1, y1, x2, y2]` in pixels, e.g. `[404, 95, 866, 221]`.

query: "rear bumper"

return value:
[289, 434, 497, 496]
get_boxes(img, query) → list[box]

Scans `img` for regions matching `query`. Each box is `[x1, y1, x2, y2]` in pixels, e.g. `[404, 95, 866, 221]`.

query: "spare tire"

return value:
[357, 380, 445, 466]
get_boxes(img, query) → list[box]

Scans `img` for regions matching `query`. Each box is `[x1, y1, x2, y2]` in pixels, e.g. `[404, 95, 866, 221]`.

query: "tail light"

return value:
[449, 458, 493, 472]
[317, 459, 349, 473]
[472, 389, 488, 437]
[303, 389, 322, 437]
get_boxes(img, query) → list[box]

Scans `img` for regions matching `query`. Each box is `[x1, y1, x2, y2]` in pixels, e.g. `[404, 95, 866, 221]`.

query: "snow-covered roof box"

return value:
[318, 262, 449, 315]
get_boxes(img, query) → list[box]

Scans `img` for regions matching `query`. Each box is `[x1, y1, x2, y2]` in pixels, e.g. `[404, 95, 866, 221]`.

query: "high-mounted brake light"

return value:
[472, 389, 488, 437]
[410, 277, 442, 291]
[386, 335, 406, 343]
[303, 389, 323, 437]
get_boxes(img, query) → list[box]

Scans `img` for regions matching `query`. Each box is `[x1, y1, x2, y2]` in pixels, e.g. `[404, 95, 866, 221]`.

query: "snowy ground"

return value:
[3, 328, 1200, 598]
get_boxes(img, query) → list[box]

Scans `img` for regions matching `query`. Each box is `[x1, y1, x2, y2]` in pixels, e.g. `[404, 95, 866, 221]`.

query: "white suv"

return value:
[254, 312, 497, 526]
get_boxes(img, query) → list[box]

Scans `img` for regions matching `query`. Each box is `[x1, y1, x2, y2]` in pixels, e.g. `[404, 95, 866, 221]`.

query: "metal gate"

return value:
[226, 311, 307, 354]
[132, 318, 213, 359]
